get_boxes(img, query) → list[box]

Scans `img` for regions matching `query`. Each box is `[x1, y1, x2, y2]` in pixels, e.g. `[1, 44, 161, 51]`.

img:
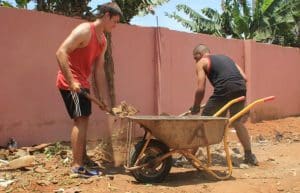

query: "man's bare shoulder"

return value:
[196, 57, 209, 69]
[71, 22, 91, 36]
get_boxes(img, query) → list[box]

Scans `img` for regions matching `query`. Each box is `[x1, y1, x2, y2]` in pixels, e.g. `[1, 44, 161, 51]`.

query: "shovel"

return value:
[178, 104, 206, 117]
[79, 89, 115, 116]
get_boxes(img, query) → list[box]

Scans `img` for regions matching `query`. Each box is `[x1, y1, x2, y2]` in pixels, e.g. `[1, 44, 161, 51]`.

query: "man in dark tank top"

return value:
[189, 44, 258, 166]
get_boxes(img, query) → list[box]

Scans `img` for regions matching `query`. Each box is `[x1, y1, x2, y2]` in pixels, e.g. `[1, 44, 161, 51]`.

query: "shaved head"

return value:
[193, 44, 210, 62]
[193, 44, 210, 55]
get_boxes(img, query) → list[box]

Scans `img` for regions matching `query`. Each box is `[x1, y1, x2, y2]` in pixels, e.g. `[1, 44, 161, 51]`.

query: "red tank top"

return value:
[56, 23, 106, 89]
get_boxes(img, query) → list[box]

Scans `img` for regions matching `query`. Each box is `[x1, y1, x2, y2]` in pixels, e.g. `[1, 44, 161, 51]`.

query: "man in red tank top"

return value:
[56, 2, 122, 176]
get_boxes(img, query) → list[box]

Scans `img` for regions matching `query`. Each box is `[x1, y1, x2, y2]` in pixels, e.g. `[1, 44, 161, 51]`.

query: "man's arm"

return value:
[56, 23, 89, 92]
[235, 63, 247, 82]
[191, 58, 207, 114]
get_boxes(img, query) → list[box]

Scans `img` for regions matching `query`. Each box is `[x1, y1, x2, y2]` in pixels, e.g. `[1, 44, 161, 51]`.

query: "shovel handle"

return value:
[179, 104, 206, 117]
[79, 89, 114, 115]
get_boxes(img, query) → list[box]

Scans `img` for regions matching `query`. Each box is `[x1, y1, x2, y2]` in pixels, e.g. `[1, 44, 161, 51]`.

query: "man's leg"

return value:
[229, 91, 258, 166]
[232, 119, 258, 166]
[232, 120, 251, 151]
[71, 116, 89, 168]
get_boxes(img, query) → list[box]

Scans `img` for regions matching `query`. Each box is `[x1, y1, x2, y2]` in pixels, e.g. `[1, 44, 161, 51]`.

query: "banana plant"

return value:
[166, 0, 300, 47]
[0, 0, 30, 8]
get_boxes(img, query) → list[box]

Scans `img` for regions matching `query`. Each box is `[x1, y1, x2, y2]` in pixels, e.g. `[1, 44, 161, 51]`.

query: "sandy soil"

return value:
[1, 116, 300, 193]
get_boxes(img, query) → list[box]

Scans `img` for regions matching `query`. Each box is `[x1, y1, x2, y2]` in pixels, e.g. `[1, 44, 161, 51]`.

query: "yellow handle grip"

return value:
[229, 96, 275, 124]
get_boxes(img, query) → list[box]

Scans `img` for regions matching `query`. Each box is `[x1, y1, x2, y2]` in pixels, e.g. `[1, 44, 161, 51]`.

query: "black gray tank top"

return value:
[206, 54, 246, 96]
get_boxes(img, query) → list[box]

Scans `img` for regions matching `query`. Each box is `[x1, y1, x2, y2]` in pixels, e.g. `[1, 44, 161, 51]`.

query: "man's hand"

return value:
[70, 82, 81, 92]
[98, 100, 109, 111]
[189, 105, 200, 115]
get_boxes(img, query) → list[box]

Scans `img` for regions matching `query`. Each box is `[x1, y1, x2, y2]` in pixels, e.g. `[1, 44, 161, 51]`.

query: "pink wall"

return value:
[245, 41, 300, 121]
[0, 8, 299, 146]
[112, 25, 156, 115]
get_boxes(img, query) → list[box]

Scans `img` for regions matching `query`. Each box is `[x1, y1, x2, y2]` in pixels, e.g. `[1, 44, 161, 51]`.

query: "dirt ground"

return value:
[1, 116, 300, 193]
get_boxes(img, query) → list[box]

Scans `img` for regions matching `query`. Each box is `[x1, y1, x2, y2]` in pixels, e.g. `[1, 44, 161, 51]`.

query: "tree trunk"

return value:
[104, 32, 116, 108]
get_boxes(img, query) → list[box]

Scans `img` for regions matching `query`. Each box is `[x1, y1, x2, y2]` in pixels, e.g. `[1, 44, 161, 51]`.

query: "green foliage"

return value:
[15, 0, 30, 8]
[0, 0, 29, 8]
[1, 0, 169, 23]
[0, 1, 14, 7]
[33, 0, 93, 19]
[44, 142, 65, 158]
[166, 0, 300, 47]
[114, 0, 169, 23]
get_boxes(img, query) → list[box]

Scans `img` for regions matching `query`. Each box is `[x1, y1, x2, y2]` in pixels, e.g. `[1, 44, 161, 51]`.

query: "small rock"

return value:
[240, 163, 250, 169]
[267, 157, 275, 161]
[54, 188, 65, 193]
[277, 187, 284, 191]
[7, 138, 18, 151]
[231, 147, 241, 154]
[19, 179, 30, 187]
[0, 179, 15, 188]
[289, 169, 296, 176]
[51, 179, 59, 184]
[70, 173, 79, 179]
[275, 131, 283, 142]
[34, 166, 49, 173]
[63, 157, 70, 164]
[256, 134, 266, 142]
[0, 149, 9, 160]
[293, 138, 300, 142]
[83, 178, 94, 184]
[64, 187, 81, 193]
[59, 151, 68, 159]
[14, 149, 28, 157]
[106, 175, 114, 180]
[231, 153, 243, 167]
[36, 180, 51, 186]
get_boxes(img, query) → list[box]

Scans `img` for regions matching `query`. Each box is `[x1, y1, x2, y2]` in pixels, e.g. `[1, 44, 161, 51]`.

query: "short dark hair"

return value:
[193, 44, 210, 55]
[97, 2, 123, 18]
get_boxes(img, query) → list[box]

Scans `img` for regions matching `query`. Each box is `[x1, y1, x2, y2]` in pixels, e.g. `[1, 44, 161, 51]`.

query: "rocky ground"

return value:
[0, 116, 300, 193]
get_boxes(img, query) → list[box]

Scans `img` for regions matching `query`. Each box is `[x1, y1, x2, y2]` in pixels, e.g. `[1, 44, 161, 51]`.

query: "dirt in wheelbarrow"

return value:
[1, 116, 300, 193]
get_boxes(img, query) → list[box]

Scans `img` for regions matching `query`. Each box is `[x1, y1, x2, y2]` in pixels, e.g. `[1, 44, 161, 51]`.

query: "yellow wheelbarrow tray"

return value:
[124, 96, 275, 183]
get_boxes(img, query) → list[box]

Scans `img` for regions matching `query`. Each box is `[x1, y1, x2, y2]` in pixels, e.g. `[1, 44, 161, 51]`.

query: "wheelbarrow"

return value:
[124, 96, 275, 183]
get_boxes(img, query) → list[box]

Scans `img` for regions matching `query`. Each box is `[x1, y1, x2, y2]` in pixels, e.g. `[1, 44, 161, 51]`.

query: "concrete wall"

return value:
[0, 8, 299, 146]
[244, 41, 300, 121]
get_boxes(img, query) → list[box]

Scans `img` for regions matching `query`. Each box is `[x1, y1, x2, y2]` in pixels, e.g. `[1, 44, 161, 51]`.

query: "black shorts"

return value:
[201, 90, 246, 118]
[59, 89, 91, 119]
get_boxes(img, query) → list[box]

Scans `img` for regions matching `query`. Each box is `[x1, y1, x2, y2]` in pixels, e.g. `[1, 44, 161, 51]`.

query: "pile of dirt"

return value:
[111, 101, 139, 117]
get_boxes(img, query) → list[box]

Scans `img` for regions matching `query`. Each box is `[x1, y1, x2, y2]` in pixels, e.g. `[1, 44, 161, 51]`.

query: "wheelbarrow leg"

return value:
[132, 132, 152, 166]
[183, 125, 233, 180]
[206, 146, 211, 167]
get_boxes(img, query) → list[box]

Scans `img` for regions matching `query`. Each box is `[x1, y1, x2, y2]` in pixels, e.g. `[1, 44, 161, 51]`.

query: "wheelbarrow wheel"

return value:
[130, 139, 172, 183]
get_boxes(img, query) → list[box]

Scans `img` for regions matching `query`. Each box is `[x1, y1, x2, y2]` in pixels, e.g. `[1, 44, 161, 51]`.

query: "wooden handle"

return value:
[80, 89, 114, 115]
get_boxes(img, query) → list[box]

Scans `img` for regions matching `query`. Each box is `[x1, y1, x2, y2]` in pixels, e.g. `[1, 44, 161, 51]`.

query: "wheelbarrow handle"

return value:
[235, 96, 246, 102]
[263, 96, 275, 102]
[228, 95, 275, 124]
[213, 96, 246, 117]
